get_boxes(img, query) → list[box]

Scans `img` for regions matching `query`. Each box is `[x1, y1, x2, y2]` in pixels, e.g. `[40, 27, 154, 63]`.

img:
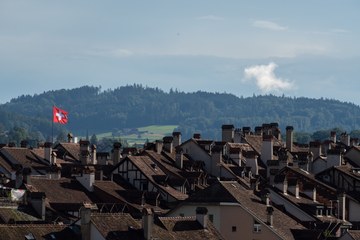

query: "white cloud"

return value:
[330, 28, 349, 34]
[86, 48, 133, 58]
[244, 62, 294, 92]
[197, 15, 224, 21]
[253, 20, 287, 31]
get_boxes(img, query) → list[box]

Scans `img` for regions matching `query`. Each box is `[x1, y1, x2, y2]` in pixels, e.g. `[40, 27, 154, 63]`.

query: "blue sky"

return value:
[1, 1, 359, 104]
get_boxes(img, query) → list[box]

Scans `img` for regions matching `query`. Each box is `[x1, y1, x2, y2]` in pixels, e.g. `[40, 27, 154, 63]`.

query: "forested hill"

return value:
[1, 85, 360, 141]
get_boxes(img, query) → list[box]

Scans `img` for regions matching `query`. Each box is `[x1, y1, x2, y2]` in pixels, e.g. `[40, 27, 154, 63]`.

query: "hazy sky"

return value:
[1, 1, 359, 104]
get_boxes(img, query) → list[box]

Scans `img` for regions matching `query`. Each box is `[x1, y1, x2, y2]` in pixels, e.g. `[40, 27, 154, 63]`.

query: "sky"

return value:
[1, 0, 360, 105]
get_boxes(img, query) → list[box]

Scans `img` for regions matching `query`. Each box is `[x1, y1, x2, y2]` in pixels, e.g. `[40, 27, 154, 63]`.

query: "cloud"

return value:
[253, 20, 287, 31]
[330, 28, 349, 34]
[244, 62, 294, 92]
[197, 15, 224, 21]
[86, 48, 133, 58]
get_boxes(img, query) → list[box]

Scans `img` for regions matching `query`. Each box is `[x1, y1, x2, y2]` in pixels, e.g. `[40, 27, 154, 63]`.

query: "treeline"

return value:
[1, 84, 360, 144]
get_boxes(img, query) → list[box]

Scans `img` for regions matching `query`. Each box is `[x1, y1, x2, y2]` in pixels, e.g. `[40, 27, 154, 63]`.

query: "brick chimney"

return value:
[20, 140, 28, 148]
[211, 145, 223, 176]
[286, 126, 294, 152]
[175, 147, 184, 169]
[112, 142, 122, 166]
[340, 133, 350, 147]
[242, 127, 251, 136]
[193, 133, 201, 139]
[267, 206, 274, 227]
[155, 140, 163, 154]
[80, 140, 90, 165]
[330, 131, 337, 143]
[327, 148, 342, 168]
[76, 166, 95, 192]
[172, 131, 182, 147]
[309, 141, 321, 159]
[337, 191, 346, 221]
[163, 136, 173, 154]
[142, 208, 153, 240]
[44, 142, 52, 163]
[254, 126, 263, 136]
[30, 192, 46, 220]
[222, 124, 235, 142]
[196, 207, 208, 229]
[261, 135, 274, 163]
[80, 203, 92, 240]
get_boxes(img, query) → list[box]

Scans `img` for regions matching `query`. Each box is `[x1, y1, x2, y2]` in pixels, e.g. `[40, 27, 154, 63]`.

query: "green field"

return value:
[96, 125, 178, 146]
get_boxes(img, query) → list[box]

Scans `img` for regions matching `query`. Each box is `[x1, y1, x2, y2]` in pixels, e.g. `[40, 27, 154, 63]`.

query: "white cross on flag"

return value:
[53, 106, 68, 124]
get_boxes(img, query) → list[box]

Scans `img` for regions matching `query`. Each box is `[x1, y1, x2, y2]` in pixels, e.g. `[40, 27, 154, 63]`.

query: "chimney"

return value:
[327, 148, 342, 168]
[196, 207, 208, 229]
[76, 166, 95, 192]
[30, 192, 46, 220]
[330, 131, 337, 143]
[193, 133, 201, 139]
[242, 127, 251, 136]
[142, 208, 153, 240]
[234, 128, 242, 143]
[270, 123, 281, 140]
[262, 123, 270, 135]
[112, 142, 122, 166]
[67, 133, 73, 143]
[20, 140, 28, 148]
[312, 187, 317, 202]
[8, 142, 16, 147]
[295, 181, 299, 199]
[44, 142, 52, 163]
[351, 138, 359, 147]
[175, 147, 184, 169]
[267, 206, 274, 227]
[163, 136, 173, 153]
[254, 126, 263, 136]
[211, 145, 222, 176]
[283, 178, 288, 195]
[309, 141, 321, 159]
[222, 124, 235, 142]
[155, 140, 163, 154]
[50, 151, 57, 165]
[340, 133, 350, 147]
[90, 144, 97, 165]
[23, 167, 31, 185]
[337, 191, 346, 221]
[286, 126, 294, 152]
[80, 140, 90, 165]
[15, 170, 23, 189]
[172, 132, 182, 147]
[80, 203, 92, 240]
[261, 135, 274, 162]
[265, 193, 271, 206]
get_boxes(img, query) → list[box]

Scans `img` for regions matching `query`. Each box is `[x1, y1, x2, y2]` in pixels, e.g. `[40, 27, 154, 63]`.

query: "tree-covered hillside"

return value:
[1, 85, 360, 143]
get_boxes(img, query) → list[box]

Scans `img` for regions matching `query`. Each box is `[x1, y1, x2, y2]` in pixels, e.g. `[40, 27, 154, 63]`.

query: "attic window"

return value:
[232, 226, 237, 232]
[253, 220, 261, 233]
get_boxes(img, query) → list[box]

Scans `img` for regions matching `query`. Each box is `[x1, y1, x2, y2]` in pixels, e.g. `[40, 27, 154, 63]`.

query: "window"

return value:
[232, 226, 237, 232]
[253, 220, 261, 233]
[209, 214, 214, 223]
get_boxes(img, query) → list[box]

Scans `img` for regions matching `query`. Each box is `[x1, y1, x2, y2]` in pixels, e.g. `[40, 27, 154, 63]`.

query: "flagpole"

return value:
[52, 105, 54, 143]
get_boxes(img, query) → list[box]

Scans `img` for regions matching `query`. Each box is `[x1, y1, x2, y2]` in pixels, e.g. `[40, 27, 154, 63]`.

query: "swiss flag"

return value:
[53, 106, 68, 124]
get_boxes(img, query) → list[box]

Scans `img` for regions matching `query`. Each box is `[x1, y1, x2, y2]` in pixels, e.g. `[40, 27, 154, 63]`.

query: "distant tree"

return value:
[8, 126, 29, 145]
[350, 130, 360, 139]
[312, 130, 330, 141]
[294, 132, 312, 144]
[56, 130, 67, 142]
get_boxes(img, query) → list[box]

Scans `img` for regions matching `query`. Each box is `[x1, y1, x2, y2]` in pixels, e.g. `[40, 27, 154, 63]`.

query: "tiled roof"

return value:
[187, 181, 305, 240]
[0, 153, 13, 173]
[0, 147, 47, 171]
[93, 181, 168, 214]
[26, 177, 95, 210]
[125, 156, 188, 201]
[348, 230, 360, 239]
[90, 212, 224, 240]
[0, 206, 41, 223]
[0, 224, 80, 240]
[54, 142, 80, 161]
[227, 142, 254, 154]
